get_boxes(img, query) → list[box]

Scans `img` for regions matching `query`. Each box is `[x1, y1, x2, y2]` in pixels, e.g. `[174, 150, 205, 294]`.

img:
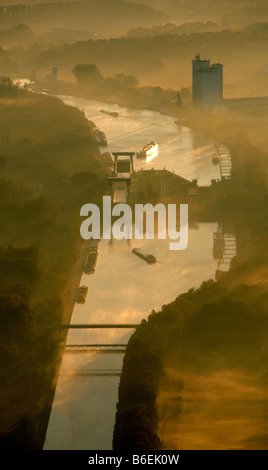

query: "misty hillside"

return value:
[1, 0, 268, 31]
[131, 0, 268, 27]
[1, 0, 268, 43]
[0, 1, 167, 36]
[127, 21, 223, 38]
[5, 25, 267, 97]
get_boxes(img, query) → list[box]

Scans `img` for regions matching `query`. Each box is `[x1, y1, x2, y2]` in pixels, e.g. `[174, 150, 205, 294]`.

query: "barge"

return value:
[84, 251, 98, 273]
[100, 109, 119, 117]
[136, 141, 158, 158]
[132, 248, 156, 264]
[76, 285, 88, 304]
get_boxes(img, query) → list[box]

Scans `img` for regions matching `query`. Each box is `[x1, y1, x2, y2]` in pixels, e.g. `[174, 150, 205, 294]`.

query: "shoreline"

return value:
[40, 238, 90, 449]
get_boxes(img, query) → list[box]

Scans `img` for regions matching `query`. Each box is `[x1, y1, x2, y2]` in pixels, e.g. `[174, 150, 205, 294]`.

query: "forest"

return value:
[0, 78, 108, 448]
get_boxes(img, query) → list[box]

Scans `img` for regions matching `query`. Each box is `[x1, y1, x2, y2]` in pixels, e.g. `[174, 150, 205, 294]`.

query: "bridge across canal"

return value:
[64, 344, 127, 353]
[59, 324, 139, 330]
[61, 369, 122, 377]
[58, 323, 139, 354]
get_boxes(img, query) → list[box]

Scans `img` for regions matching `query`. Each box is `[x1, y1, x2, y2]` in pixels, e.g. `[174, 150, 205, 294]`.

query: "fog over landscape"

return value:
[0, 0, 268, 454]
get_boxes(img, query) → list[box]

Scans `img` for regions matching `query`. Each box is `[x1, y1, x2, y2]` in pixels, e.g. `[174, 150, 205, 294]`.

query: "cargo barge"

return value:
[84, 251, 98, 273]
[100, 109, 119, 117]
[132, 248, 156, 264]
[76, 285, 88, 304]
[136, 141, 158, 158]
[84, 239, 99, 273]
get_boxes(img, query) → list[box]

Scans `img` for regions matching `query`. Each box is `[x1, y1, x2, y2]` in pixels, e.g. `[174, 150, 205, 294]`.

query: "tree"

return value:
[72, 64, 104, 85]
[0, 77, 20, 97]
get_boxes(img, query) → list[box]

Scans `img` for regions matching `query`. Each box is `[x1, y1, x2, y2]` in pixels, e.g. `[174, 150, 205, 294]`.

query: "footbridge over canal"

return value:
[57, 323, 139, 376]
[57, 323, 139, 352]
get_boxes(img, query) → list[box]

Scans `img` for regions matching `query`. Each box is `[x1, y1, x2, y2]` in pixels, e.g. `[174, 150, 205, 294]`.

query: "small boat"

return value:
[136, 141, 158, 158]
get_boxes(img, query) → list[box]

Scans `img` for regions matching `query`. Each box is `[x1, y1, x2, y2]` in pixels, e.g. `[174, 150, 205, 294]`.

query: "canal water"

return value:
[57, 96, 225, 186]
[44, 97, 228, 450]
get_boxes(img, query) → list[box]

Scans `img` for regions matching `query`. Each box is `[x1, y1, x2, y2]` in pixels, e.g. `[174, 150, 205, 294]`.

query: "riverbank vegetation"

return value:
[114, 277, 268, 449]
[0, 79, 108, 448]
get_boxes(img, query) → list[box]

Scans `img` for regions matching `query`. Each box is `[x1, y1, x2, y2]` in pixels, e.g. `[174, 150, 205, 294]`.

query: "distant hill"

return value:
[0, 1, 267, 35]
[0, 0, 168, 37]
[131, 0, 268, 28]
[0, 24, 33, 45]
[11, 26, 268, 95]
[127, 21, 221, 38]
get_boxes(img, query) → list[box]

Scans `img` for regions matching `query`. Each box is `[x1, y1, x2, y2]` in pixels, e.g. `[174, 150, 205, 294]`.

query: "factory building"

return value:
[192, 55, 223, 107]
[46, 67, 58, 83]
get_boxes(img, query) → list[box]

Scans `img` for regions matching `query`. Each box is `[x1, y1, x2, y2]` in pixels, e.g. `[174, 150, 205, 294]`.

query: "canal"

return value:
[44, 97, 230, 450]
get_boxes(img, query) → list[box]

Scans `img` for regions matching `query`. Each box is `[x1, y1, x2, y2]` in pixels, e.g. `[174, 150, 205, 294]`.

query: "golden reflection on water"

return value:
[136, 147, 159, 163]
[45, 224, 221, 449]
[59, 95, 221, 186]
[46, 97, 234, 450]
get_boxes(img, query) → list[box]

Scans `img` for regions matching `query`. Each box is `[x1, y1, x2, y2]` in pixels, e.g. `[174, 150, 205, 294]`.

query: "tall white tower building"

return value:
[192, 55, 223, 107]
